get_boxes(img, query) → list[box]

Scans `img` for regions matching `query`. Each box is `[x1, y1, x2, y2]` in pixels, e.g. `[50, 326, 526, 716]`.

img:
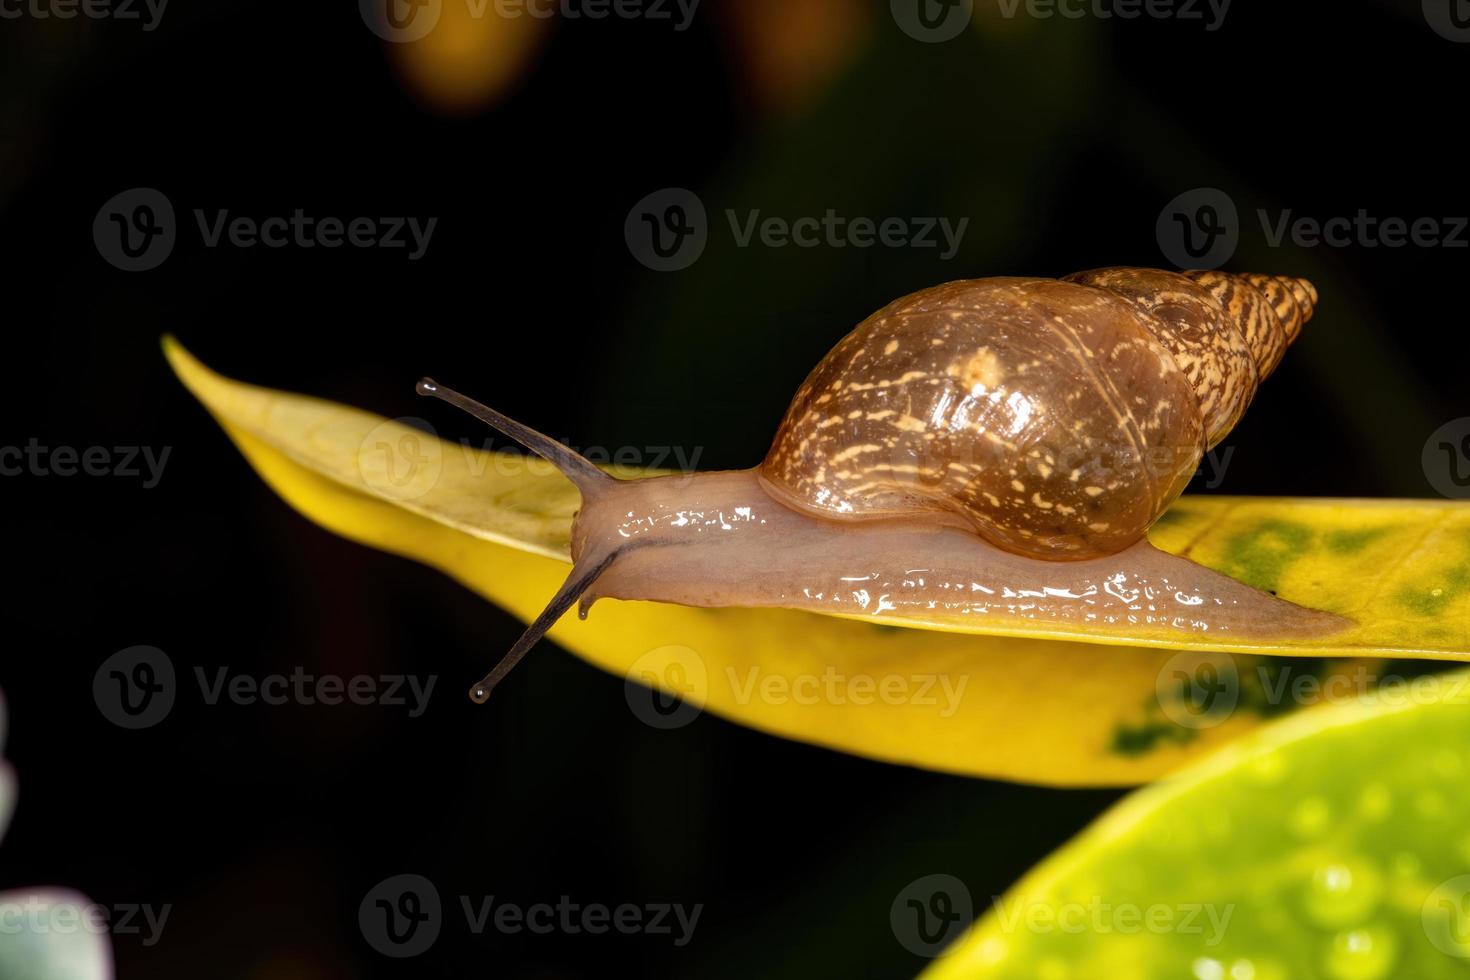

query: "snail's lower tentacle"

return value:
[468, 548, 620, 703]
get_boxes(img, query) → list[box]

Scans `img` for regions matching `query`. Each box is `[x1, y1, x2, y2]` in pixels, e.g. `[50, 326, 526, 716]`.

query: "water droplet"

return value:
[1304, 859, 1382, 927]
[1322, 926, 1397, 980]
[1192, 957, 1225, 980]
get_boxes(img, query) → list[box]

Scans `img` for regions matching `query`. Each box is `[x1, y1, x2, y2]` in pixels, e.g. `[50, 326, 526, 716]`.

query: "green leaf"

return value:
[921, 669, 1470, 979]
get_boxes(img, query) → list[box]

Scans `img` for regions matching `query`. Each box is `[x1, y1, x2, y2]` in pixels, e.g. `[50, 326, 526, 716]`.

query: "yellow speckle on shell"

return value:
[962, 347, 1004, 390]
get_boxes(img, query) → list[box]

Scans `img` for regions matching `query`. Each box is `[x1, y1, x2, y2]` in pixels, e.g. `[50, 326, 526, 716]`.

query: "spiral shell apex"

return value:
[1181, 269, 1316, 383]
[758, 268, 1314, 561]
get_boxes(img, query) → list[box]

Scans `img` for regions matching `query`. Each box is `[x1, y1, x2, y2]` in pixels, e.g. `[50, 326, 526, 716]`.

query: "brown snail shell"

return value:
[759, 268, 1316, 560]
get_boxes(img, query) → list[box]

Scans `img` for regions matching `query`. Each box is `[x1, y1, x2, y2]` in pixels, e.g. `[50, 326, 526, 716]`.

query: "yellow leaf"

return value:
[162, 338, 1468, 786]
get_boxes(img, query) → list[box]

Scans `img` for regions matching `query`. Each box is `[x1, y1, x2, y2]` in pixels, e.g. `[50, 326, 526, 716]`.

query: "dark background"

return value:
[1, 1, 1466, 976]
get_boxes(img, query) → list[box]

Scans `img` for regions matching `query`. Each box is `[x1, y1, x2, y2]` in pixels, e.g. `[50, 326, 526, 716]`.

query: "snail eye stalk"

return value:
[415, 378, 618, 702]
[415, 378, 610, 494]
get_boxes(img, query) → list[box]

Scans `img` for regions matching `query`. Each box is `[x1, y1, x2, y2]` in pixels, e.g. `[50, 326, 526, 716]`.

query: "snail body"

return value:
[418, 267, 1346, 702]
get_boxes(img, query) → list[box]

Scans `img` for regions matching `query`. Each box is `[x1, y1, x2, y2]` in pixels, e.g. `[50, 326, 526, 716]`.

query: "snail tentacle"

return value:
[416, 377, 612, 496]
[467, 548, 620, 703]
[415, 376, 624, 700]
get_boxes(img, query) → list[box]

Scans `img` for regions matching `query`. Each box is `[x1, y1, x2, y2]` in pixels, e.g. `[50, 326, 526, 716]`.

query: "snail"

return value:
[417, 267, 1350, 703]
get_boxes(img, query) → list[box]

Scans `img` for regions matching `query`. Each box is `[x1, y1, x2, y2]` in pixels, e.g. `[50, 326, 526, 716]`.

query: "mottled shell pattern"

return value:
[758, 268, 1316, 559]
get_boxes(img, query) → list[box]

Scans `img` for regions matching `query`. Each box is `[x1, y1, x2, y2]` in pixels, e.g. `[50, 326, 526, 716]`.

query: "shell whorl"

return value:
[1067, 268, 1315, 446]
[1181, 270, 1316, 382]
[758, 269, 1313, 560]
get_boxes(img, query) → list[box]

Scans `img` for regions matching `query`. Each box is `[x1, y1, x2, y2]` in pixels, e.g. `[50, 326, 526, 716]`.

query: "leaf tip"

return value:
[160, 335, 222, 405]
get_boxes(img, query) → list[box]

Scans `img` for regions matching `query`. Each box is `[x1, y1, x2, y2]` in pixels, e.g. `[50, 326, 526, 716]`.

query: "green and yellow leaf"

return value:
[162, 338, 1469, 787]
[921, 668, 1470, 979]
